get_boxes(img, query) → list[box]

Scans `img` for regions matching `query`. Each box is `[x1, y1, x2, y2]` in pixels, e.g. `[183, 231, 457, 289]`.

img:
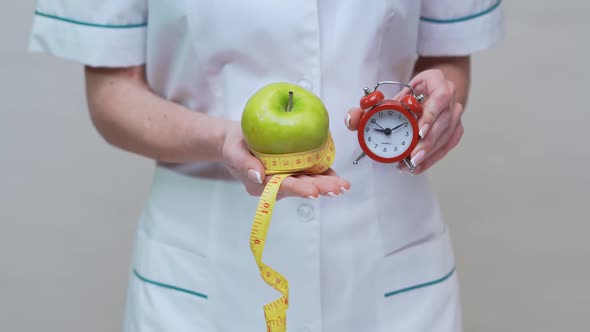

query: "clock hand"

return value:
[371, 120, 385, 130]
[389, 122, 408, 132]
[373, 128, 392, 135]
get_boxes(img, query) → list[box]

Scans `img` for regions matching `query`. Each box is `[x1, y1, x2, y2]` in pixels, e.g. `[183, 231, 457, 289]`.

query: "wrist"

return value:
[187, 113, 236, 162]
[217, 119, 238, 160]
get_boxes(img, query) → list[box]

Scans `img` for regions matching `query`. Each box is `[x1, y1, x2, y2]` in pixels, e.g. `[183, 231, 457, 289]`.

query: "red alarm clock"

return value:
[353, 81, 425, 172]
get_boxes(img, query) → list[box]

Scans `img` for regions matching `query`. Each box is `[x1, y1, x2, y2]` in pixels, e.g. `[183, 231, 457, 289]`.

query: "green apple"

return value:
[241, 82, 329, 154]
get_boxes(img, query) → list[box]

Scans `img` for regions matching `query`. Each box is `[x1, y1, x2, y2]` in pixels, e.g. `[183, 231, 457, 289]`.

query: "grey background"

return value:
[1, 1, 589, 331]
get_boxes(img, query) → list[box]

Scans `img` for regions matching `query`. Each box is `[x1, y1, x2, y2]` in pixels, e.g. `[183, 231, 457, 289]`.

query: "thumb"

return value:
[238, 145, 266, 184]
[344, 107, 364, 131]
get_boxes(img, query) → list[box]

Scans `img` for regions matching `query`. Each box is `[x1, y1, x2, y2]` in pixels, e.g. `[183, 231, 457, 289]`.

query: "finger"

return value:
[418, 89, 452, 138]
[242, 180, 265, 197]
[222, 124, 268, 185]
[412, 121, 464, 175]
[276, 169, 350, 199]
[345, 108, 364, 131]
[431, 126, 454, 155]
[407, 108, 451, 168]
[393, 86, 412, 100]
[415, 74, 455, 139]
[286, 174, 341, 198]
[307, 173, 350, 197]
[410, 97, 465, 168]
[233, 139, 266, 184]
[275, 176, 320, 200]
[429, 102, 463, 153]
[397, 117, 463, 174]
[318, 168, 346, 180]
[317, 168, 351, 192]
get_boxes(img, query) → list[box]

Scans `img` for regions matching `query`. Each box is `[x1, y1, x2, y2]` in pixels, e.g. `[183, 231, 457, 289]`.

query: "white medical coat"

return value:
[30, 1, 504, 331]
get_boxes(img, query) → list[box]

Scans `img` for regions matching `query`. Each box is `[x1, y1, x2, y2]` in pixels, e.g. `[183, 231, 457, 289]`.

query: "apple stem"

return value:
[286, 91, 293, 112]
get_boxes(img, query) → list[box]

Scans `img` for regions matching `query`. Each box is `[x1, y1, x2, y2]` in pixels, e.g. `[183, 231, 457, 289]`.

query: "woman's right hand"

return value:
[221, 122, 350, 200]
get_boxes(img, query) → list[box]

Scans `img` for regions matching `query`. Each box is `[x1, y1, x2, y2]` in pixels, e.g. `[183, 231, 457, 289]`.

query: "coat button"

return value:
[296, 204, 315, 222]
[297, 79, 312, 91]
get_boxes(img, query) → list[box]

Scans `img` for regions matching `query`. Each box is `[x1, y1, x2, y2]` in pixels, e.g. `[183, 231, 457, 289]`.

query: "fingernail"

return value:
[307, 196, 318, 200]
[325, 192, 340, 197]
[247, 169, 263, 184]
[419, 124, 430, 139]
[410, 150, 426, 167]
[345, 113, 351, 129]
[340, 187, 349, 193]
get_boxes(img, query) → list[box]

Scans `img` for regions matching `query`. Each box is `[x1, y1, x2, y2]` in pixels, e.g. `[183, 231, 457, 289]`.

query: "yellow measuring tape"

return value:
[248, 134, 335, 332]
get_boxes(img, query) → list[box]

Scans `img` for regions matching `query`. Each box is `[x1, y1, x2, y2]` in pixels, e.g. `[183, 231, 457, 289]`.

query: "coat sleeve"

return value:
[418, 0, 505, 56]
[28, 0, 148, 67]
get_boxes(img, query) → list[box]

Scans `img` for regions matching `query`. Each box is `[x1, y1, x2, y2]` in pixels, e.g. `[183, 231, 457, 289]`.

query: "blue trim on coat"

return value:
[34, 10, 147, 29]
[133, 269, 208, 299]
[384, 267, 456, 298]
[420, 1, 501, 24]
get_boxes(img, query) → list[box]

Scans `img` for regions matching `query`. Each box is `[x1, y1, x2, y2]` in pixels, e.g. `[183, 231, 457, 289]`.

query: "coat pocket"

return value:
[375, 226, 462, 332]
[140, 167, 216, 259]
[371, 162, 446, 256]
[124, 228, 213, 332]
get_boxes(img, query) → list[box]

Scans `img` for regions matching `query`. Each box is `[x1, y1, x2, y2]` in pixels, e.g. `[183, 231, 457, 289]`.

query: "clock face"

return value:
[362, 109, 414, 159]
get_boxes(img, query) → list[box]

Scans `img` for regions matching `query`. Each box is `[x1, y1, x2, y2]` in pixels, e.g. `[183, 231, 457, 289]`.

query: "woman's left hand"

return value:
[345, 69, 465, 175]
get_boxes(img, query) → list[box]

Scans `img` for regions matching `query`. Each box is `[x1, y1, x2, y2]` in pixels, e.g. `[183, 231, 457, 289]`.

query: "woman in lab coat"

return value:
[30, 1, 504, 331]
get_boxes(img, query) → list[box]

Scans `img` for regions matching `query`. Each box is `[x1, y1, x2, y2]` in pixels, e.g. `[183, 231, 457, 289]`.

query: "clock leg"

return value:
[403, 157, 416, 172]
[353, 152, 366, 165]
